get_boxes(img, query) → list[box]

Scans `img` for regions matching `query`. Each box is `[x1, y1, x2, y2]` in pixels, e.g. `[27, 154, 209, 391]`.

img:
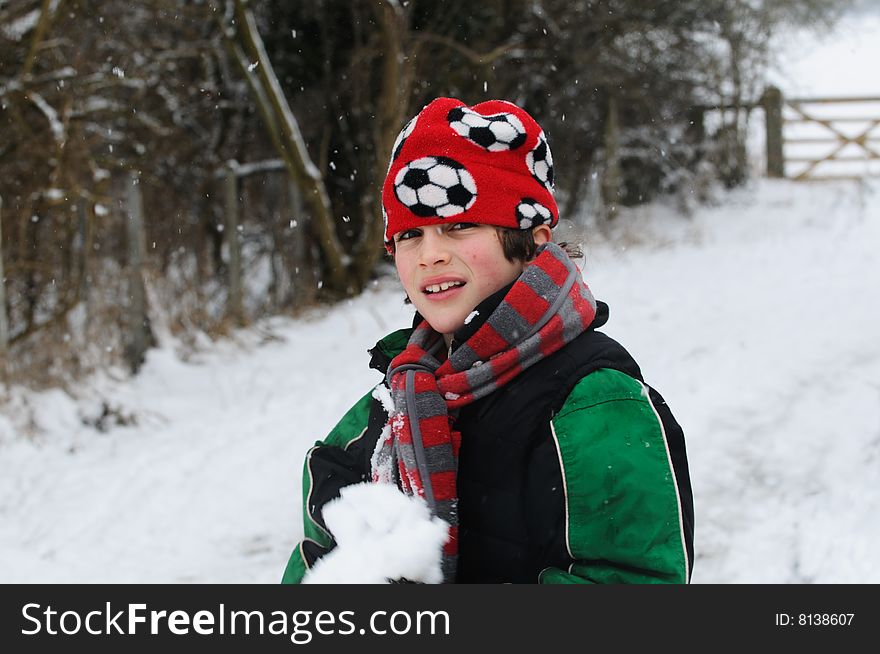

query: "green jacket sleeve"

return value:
[281, 388, 376, 584]
[539, 369, 691, 584]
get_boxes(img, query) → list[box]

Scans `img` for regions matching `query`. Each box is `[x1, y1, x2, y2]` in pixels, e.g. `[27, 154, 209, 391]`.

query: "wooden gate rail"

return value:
[695, 89, 880, 181]
[782, 95, 880, 180]
[763, 89, 880, 180]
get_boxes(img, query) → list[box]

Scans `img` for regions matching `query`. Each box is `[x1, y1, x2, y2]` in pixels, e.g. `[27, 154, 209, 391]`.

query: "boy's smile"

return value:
[394, 223, 548, 342]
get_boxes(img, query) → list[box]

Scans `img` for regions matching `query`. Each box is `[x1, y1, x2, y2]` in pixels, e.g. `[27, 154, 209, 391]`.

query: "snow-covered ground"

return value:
[586, 179, 880, 583]
[2, 177, 878, 583]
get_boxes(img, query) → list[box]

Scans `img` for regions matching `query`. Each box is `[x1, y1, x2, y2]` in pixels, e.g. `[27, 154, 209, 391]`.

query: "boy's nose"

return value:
[418, 228, 452, 266]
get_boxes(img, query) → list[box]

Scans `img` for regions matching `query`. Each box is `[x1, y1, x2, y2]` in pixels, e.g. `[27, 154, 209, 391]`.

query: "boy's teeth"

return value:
[426, 281, 462, 293]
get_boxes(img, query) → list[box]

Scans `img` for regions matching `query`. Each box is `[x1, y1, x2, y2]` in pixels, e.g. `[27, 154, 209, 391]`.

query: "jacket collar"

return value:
[369, 295, 610, 375]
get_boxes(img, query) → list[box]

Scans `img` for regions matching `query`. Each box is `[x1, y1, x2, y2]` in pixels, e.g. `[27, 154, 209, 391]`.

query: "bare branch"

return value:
[413, 32, 522, 66]
[20, 0, 63, 79]
[28, 91, 65, 145]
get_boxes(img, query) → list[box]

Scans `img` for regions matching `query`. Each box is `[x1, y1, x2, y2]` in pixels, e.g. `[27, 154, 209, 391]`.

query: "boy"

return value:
[282, 98, 694, 584]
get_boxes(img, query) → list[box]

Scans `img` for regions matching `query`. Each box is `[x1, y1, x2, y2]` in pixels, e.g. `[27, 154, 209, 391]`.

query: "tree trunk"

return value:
[23, 207, 39, 331]
[348, 0, 410, 289]
[224, 165, 244, 325]
[266, 172, 286, 310]
[125, 172, 151, 374]
[601, 95, 622, 220]
[726, 34, 748, 186]
[0, 194, 8, 360]
[223, 0, 349, 296]
[288, 180, 316, 309]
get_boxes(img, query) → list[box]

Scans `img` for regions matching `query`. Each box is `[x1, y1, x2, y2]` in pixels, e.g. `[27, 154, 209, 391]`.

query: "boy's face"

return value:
[394, 223, 541, 338]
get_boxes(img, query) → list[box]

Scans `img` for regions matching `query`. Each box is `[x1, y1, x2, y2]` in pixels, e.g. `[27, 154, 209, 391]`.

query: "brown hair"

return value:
[496, 227, 539, 262]
[495, 227, 582, 263]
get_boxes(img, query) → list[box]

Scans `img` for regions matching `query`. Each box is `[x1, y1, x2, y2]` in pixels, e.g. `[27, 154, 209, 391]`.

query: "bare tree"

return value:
[0, 0, 856, 387]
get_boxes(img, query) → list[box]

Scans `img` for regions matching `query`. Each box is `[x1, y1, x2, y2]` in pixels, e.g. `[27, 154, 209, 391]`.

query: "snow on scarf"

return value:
[371, 242, 597, 583]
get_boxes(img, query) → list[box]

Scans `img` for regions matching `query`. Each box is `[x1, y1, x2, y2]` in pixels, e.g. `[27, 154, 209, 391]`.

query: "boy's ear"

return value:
[532, 224, 552, 247]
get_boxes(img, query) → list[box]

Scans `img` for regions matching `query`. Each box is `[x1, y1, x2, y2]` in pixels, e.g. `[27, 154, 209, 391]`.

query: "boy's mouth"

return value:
[423, 280, 465, 295]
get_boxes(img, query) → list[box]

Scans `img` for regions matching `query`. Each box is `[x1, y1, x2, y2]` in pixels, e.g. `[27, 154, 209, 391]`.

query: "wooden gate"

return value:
[763, 89, 880, 181]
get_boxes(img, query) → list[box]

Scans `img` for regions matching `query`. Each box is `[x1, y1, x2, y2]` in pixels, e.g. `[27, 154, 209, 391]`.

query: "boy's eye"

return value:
[395, 228, 422, 242]
[451, 222, 478, 231]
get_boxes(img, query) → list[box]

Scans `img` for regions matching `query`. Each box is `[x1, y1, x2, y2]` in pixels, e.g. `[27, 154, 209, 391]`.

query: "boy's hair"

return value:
[496, 227, 540, 263]
[496, 227, 582, 263]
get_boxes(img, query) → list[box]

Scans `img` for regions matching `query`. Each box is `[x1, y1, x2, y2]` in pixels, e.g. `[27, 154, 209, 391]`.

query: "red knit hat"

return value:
[382, 98, 556, 250]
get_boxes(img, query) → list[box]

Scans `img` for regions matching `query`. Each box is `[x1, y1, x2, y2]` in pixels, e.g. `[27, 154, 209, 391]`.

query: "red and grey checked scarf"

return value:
[371, 242, 597, 583]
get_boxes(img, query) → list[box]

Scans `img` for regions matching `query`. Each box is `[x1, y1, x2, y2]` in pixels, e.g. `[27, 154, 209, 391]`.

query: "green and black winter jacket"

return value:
[282, 297, 694, 584]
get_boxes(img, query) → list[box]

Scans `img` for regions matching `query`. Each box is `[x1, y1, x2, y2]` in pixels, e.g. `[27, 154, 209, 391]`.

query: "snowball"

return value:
[302, 482, 448, 584]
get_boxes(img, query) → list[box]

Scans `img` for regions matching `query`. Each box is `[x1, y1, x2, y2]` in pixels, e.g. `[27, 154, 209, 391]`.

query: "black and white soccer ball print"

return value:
[447, 107, 527, 152]
[515, 198, 553, 229]
[526, 130, 554, 190]
[390, 115, 419, 166]
[394, 156, 477, 218]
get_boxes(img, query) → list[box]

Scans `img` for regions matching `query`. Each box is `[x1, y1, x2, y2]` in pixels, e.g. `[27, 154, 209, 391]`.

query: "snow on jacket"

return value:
[282, 300, 694, 584]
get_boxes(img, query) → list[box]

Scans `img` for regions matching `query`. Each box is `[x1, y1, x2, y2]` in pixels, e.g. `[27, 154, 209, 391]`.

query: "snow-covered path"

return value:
[1, 178, 878, 583]
[0, 286, 413, 583]
[586, 181, 880, 582]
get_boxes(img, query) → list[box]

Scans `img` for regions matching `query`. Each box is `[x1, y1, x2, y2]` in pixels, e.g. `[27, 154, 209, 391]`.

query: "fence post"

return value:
[224, 164, 244, 325]
[686, 105, 706, 145]
[125, 172, 150, 374]
[0, 194, 8, 361]
[763, 86, 785, 178]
